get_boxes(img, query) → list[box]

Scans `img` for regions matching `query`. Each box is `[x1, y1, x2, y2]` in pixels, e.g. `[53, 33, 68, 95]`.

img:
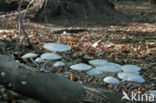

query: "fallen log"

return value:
[0, 55, 155, 103]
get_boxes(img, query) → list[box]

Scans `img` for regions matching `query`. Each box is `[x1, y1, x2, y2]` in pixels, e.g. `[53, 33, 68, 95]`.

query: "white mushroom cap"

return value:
[117, 72, 145, 83]
[35, 58, 45, 63]
[122, 65, 141, 71]
[43, 43, 71, 52]
[70, 63, 92, 71]
[108, 63, 122, 68]
[122, 69, 140, 74]
[21, 53, 38, 59]
[41, 53, 62, 60]
[86, 69, 103, 75]
[96, 63, 122, 73]
[149, 90, 156, 97]
[53, 61, 65, 67]
[103, 76, 120, 84]
[88, 59, 108, 66]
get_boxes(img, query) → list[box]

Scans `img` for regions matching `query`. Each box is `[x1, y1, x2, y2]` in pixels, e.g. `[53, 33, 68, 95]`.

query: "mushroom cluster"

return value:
[21, 43, 145, 85]
[21, 43, 71, 72]
[70, 59, 145, 85]
[40, 43, 71, 72]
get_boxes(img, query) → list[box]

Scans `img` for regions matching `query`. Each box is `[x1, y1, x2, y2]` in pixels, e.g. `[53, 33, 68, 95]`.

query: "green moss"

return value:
[138, 35, 156, 42]
[117, 38, 133, 43]
[144, 35, 156, 39]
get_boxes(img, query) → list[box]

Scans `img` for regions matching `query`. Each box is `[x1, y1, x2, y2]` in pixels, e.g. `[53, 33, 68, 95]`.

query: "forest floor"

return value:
[0, 0, 156, 103]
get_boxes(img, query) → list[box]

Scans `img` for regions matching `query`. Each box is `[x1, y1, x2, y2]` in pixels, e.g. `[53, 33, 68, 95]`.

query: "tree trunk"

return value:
[0, 0, 29, 12]
[151, 0, 156, 4]
[0, 55, 155, 103]
[33, 0, 120, 25]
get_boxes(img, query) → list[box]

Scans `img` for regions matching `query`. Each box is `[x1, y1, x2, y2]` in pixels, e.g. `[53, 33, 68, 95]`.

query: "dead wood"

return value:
[0, 55, 155, 103]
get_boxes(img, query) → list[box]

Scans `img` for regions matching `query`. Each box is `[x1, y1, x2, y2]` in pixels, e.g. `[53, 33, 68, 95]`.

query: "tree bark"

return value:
[0, 0, 29, 12]
[34, 0, 116, 23]
[0, 55, 155, 103]
[0, 55, 85, 103]
[151, 0, 156, 4]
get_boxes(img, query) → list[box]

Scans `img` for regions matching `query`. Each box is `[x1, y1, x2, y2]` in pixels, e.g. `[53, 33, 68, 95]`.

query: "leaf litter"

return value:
[0, 0, 156, 103]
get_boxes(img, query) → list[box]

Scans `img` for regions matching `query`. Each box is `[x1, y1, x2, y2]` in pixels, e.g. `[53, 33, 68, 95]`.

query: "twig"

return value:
[44, 0, 48, 12]
[23, 0, 35, 17]
[18, 0, 38, 53]
[17, 0, 23, 42]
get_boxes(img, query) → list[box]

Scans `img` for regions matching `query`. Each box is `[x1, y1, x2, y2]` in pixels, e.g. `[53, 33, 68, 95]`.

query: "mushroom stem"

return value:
[53, 51, 57, 53]
[40, 60, 49, 72]
[30, 58, 38, 65]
